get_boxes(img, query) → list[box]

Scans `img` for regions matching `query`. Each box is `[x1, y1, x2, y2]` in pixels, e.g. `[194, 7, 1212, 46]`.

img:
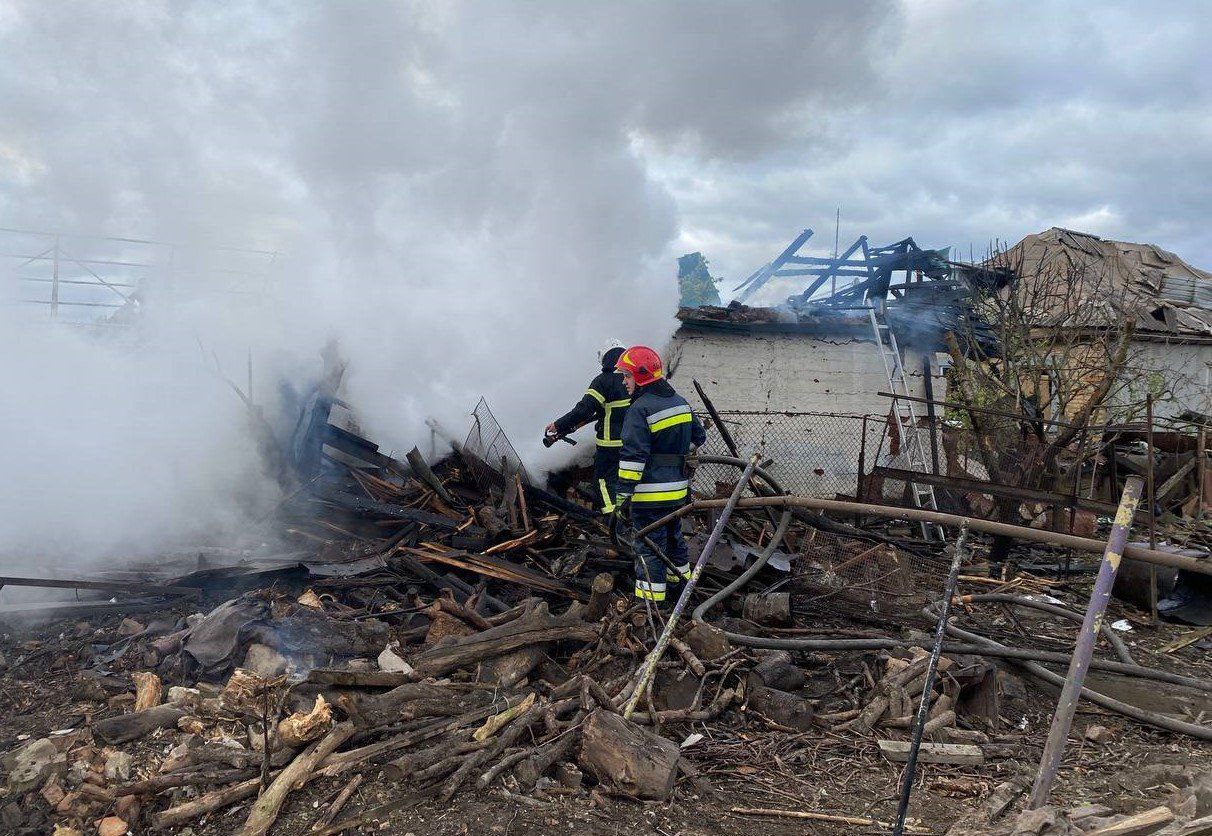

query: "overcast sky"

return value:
[4, 1, 1209, 292]
[1, 1, 1210, 560]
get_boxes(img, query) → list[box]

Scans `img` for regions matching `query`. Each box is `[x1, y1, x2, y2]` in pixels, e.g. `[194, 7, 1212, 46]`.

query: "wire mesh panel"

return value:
[695, 410, 889, 499]
[463, 397, 531, 490]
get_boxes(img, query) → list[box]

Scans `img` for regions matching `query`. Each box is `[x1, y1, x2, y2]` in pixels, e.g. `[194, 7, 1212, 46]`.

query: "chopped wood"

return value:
[310, 773, 363, 833]
[95, 704, 186, 744]
[1083, 806, 1175, 836]
[238, 721, 356, 836]
[578, 708, 678, 800]
[132, 672, 163, 711]
[877, 739, 985, 765]
[585, 572, 615, 622]
[277, 694, 334, 748]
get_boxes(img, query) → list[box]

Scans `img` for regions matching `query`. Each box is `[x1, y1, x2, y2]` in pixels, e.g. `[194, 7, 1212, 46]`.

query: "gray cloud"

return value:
[655, 0, 1212, 287]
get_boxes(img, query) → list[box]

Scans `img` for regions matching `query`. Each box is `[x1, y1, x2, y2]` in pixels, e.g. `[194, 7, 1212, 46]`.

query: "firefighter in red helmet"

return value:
[614, 346, 705, 604]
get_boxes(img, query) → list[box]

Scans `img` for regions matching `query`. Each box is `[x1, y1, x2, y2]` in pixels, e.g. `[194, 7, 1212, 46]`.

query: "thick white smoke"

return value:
[0, 1, 891, 566]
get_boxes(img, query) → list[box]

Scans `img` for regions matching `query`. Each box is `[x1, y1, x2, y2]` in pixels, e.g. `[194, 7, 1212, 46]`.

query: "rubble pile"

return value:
[2, 436, 1212, 835]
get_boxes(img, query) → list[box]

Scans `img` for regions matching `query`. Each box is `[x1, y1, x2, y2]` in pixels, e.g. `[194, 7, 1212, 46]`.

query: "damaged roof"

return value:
[996, 227, 1212, 339]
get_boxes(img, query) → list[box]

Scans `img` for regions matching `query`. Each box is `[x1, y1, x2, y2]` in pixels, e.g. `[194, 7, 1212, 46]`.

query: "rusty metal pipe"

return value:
[639, 494, 1212, 577]
[1029, 477, 1143, 808]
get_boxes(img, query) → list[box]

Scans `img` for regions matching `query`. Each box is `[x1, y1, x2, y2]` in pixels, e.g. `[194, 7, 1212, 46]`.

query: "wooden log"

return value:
[340, 682, 454, 728]
[513, 732, 579, 790]
[941, 727, 990, 745]
[310, 773, 362, 833]
[585, 573, 615, 622]
[683, 620, 731, 660]
[922, 710, 956, 739]
[1083, 806, 1175, 836]
[238, 722, 356, 836]
[152, 773, 274, 829]
[747, 685, 813, 731]
[94, 705, 186, 744]
[577, 709, 678, 800]
[410, 602, 597, 678]
[748, 651, 804, 692]
[730, 807, 929, 833]
[119, 768, 256, 796]
[477, 646, 544, 688]
[381, 738, 479, 780]
[306, 669, 413, 688]
[877, 739, 984, 766]
[928, 693, 954, 720]
[742, 592, 791, 625]
[851, 695, 889, 733]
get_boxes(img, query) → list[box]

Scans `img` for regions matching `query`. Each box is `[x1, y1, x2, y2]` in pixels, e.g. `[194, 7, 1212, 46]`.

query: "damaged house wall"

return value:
[667, 315, 946, 498]
[669, 329, 939, 415]
[994, 227, 1212, 421]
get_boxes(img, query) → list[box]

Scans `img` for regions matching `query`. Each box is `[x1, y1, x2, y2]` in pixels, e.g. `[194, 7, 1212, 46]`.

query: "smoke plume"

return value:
[0, 1, 892, 565]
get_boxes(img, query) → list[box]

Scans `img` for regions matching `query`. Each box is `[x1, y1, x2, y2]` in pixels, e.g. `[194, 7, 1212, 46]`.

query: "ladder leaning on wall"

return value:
[867, 303, 947, 542]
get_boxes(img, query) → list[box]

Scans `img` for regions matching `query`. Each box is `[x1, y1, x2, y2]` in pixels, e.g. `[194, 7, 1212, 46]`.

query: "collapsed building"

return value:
[1, 225, 1212, 836]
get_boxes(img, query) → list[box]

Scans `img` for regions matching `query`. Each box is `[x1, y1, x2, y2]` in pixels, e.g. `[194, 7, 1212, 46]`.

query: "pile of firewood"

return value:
[22, 578, 759, 835]
[832, 650, 994, 747]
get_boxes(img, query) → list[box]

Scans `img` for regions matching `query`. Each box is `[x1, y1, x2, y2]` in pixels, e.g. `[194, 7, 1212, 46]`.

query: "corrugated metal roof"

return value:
[992, 228, 1212, 337]
[1159, 273, 1212, 309]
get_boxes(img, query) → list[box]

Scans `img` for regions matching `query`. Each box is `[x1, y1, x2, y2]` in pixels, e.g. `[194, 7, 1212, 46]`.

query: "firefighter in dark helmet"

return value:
[546, 339, 632, 517]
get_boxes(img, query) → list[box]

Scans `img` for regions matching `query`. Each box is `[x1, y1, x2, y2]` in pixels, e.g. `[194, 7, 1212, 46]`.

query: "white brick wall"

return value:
[666, 328, 946, 497]
[667, 329, 940, 414]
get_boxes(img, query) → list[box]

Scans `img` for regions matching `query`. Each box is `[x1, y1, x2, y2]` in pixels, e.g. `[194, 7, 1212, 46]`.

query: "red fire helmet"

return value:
[615, 345, 663, 386]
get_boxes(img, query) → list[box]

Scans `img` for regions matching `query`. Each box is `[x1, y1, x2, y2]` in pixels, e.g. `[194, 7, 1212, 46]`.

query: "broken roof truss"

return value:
[732, 227, 952, 308]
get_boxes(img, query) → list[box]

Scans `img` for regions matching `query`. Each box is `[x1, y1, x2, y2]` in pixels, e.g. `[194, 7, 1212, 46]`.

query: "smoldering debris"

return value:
[0, 399, 1210, 836]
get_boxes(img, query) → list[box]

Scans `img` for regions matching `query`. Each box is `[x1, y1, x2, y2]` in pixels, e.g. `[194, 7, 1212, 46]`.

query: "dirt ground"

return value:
[1, 591, 1209, 836]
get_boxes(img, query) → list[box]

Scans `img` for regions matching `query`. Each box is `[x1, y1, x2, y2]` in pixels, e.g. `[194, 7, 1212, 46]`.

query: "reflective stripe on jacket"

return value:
[553, 370, 631, 447]
[617, 379, 706, 507]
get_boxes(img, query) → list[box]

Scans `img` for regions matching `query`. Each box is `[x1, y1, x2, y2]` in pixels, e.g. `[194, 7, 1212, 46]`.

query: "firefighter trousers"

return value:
[629, 504, 692, 602]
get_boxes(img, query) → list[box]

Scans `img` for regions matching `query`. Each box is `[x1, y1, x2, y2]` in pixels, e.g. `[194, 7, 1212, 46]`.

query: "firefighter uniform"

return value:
[616, 377, 706, 602]
[551, 348, 631, 515]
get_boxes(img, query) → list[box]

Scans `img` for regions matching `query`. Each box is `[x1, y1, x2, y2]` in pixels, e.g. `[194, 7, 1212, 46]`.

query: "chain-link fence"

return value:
[694, 410, 914, 500]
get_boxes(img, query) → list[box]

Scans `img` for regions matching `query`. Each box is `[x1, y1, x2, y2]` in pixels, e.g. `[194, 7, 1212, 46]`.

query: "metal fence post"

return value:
[1027, 475, 1144, 810]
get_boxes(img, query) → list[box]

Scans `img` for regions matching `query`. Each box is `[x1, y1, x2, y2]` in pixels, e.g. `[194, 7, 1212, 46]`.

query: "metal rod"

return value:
[692, 379, 739, 457]
[635, 491, 1210, 577]
[1027, 476, 1144, 809]
[1146, 394, 1158, 622]
[622, 453, 759, 720]
[1199, 425, 1207, 520]
[892, 523, 968, 835]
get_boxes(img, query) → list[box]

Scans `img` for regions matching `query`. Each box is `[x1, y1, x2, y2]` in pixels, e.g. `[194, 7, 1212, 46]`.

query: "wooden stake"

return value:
[731, 806, 930, 833]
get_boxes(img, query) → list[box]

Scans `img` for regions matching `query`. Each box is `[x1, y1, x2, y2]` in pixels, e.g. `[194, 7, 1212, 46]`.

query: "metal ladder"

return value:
[867, 303, 947, 542]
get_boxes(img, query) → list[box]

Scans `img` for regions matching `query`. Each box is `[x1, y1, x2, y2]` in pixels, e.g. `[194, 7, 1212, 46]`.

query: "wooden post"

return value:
[1027, 476, 1144, 810]
[1146, 394, 1158, 622]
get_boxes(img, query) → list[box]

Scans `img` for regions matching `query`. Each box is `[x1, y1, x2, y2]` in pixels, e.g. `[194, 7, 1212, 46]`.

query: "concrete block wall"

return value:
[667, 330, 939, 415]
[667, 328, 946, 497]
